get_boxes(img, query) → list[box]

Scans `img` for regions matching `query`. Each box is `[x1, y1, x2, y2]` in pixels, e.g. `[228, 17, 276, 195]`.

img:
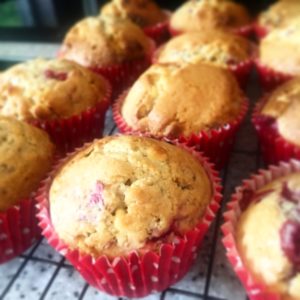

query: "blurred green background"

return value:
[0, 1, 22, 26]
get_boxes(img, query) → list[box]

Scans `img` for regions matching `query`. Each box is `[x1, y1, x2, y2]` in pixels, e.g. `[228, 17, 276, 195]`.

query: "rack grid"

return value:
[0, 59, 262, 300]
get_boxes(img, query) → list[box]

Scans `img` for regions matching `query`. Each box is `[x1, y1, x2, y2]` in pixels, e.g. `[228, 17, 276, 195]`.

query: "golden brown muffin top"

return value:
[259, 19, 300, 76]
[60, 17, 152, 67]
[261, 78, 300, 147]
[170, 0, 251, 33]
[258, 0, 300, 32]
[0, 58, 108, 122]
[237, 173, 300, 300]
[156, 31, 254, 68]
[121, 63, 243, 137]
[50, 135, 212, 257]
[100, 0, 168, 27]
[0, 117, 54, 212]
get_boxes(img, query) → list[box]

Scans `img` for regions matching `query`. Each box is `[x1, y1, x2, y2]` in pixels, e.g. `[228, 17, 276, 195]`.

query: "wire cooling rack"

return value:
[0, 60, 262, 300]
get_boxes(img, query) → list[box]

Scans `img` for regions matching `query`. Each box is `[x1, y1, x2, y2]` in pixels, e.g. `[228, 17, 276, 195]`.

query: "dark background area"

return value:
[0, 0, 276, 42]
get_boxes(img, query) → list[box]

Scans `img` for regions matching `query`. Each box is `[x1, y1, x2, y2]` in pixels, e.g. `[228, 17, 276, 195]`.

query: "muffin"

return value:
[170, 0, 251, 36]
[259, 19, 300, 77]
[0, 58, 111, 150]
[256, 19, 300, 91]
[100, 0, 170, 44]
[60, 16, 153, 96]
[100, 0, 167, 28]
[257, 0, 300, 38]
[154, 31, 255, 88]
[253, 77, 300, 164]
[0, 58, 108, 121]
[237, 174, 300, 299]
[114, 62, 247, 169]
[223, 162, 300, 300]
[60, 17, 152, 68]
[120, 63, 243, 136]
[0, 116, 54, 263]
[38, 135, 221, 297]
[50, 135, 212, 257]
[0, 116, 54, 211]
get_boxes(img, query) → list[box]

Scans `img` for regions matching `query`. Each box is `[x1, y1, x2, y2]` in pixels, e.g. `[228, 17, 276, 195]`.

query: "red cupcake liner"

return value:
[36, 137, 223, 298]
[88, 40, 155, 100]
[255, 59, 293, 92]
[169, 24, 253, 39]
[143, 11, 171, 45]
[229, 59, 254, 90]
[0, 198, 41, 264]
[232, 24, 254, 39]
[253, 23, 269, 40]
[222, 159, 300, 300]
[113, 91, 249, 170]
[29, 80, 111, 154]
[58, 40, 155, 100]
[252, 96, 300, 165]
[152, 47, 254, 90]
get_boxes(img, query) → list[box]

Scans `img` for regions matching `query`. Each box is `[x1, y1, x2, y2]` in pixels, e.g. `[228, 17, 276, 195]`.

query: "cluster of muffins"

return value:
[2, 0, 300, 299]
[222, 2, 300, 300]
[252, 0, 300, 166]
[0, 58, 111, 262]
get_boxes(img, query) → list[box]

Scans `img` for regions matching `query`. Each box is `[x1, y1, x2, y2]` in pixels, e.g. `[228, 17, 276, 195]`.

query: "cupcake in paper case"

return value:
[256, 19, 300, 92]
[100, 0, 170, 44]
[37, 135, 222, 298]
[253, 77, 300, 165]
[59, 16, 154, 98]
[0, 58, 111, 152]
[0, 116, 55, 263]
[113, 62, 248, 169]
[222, 160, 300, 300]
[169, 0, 252, 38]
[153, 31, 256, 89]
[255, 0, 300, 39]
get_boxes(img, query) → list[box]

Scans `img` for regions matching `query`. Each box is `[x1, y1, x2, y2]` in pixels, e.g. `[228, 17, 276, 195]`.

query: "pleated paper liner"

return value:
[0, 148, 59, 264]
[143, 10, 171, 45]
[222, 159, 300, 300]
[77, 40, 155, 100]
[232, 24, 254, 39]
[252, 97, 300, 165]
[0, 198, 41, 264]
[152, 48, 255, 91]
[169, 24, 254, 39]
[253, 23, 269, 40]
[36, 137, 223, 298]
[113, 91, 249, 170]
[255, 59, 293, 92]
[29, 79, 112, 154]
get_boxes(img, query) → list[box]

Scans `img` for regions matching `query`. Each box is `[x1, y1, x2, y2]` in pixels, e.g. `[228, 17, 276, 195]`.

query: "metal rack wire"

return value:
[0, 67, 261, 300]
